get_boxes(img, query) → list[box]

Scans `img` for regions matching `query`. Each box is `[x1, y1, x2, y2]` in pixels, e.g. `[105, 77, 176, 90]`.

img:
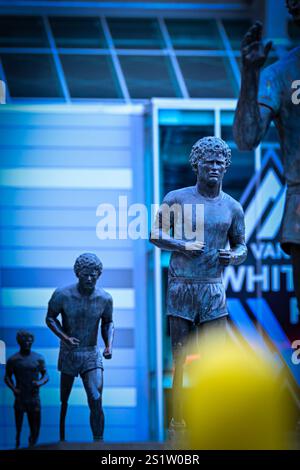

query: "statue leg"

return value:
[81, 368, 104, 441]
[60, 373, 75, 441]
[27, 407, 41, 447]
[169, 316, 193, 425]
[14, 408, 24, 449]
[199, 316, 228, 338]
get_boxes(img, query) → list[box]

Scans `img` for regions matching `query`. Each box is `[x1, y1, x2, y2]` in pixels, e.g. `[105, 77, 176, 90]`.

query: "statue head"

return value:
[74, 253, 103, 294]
[286, 0, 300, 25]
[189, 136, 231, 187]
[16, 330, 34, 353]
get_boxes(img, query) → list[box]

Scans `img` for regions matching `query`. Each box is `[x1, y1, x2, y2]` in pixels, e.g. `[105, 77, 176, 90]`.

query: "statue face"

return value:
[77, 267, 100, 292]
[286, 0, 300, 24]
[18, 334, 33, 352]
[197, 152, 227, 186]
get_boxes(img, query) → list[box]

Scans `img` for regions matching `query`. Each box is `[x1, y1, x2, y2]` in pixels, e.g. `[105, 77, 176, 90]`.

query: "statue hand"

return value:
[32, 380, 39, 389]
[103, 347, 112, 360]
[182, 241, 205, 259]
[218, 249, 232, 266]
[241, 21, 272, 70]
[13, 388, 21, 397]
[67, 336, 80, 347]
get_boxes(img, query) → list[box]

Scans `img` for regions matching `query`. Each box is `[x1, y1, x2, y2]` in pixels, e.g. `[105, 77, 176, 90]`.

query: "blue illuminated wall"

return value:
[0, 104, 149, 449]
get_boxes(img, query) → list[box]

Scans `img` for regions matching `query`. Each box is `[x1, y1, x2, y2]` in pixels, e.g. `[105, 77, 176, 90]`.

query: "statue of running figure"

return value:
[46, 253, 114, 442]
[150, 136, 247, 430]
[4, 330, 49, 448]
[233, 1, 300, 320]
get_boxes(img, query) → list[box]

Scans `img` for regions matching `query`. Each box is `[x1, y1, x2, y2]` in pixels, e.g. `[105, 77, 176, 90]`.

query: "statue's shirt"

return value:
[160, 186, 245, 280]
[258, 46, 300, 188]
[47, 284, 113, 348]
[5, 351, 46, 404]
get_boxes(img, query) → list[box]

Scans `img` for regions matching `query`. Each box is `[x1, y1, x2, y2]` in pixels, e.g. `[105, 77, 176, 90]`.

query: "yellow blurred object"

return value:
[183, 331, 294, 450]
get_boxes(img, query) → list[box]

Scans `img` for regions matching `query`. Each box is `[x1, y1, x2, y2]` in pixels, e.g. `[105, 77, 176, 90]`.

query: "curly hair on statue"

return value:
[189, 136, 232, 173]
[73, 253, 103, 277]
[16, 330, 34, 344]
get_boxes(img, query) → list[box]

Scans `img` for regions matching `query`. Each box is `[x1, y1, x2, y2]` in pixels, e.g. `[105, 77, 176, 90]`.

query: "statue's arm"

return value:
[228, 205, 248, 266]
[150, 194, 205, 257]
[233, 76, 273, 150]
[149, 195, 185, 252]
[233, 21, 274, 150]
[33, 357, 49, 388]
[4, 360, 18, 395]
[46, 306, 70, 343]
[101, 296, 114, 359]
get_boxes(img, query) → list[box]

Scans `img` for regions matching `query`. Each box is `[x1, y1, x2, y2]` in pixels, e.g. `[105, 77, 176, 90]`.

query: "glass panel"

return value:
[49, 16, 107, 49]
[288, 19, 300, 49]
[178, 56, 237, 98]
[60, 54, 121, 98]
[160, 111, 215, 195]
[222, 19, 252, 50]
[119, 55, 180, 99]
[165, 19, 223, 50]
[1, 53, 62, 97]
[107, 18, 165, 49]
[221, 111, 254, 201]
[0, 16, 49, 48]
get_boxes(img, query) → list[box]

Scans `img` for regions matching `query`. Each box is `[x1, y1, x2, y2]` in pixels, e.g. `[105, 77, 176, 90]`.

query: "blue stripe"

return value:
[1, 327, 134, 348]
[0, 249, 133, 269]
[0, 1, 246, 11]
[0, 148, 131, 168]
[0, 405, 136, 427]
[227, 298, 268, 350]
[0, 188, 133, 208]
[0, 208, 133, 229]
[0, 268, 133, 288]
[0, 365, 136, 388]
[0, 307, 135, 329]
[247, 298, 300, 386]
[0, 128, 131, 147]
[1, 229, 134, 249]
[0, 168, 132, 190]
[0, 112, 131, 127]
[4, 348, 136, 368]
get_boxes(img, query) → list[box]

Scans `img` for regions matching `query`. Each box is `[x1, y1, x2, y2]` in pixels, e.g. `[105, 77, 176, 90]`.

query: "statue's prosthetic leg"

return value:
[60, 373, 75, 441]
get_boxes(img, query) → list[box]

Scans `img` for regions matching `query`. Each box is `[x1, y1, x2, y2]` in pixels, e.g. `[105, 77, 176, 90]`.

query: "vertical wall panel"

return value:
[0, 104, 148, 449]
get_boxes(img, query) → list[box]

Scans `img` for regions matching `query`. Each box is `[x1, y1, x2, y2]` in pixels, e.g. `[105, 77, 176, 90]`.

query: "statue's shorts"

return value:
[166, 276, 228, 324]
[14, 398, 41, 412]
[58, 344, 103, 377]
[280, 187, 300, 254]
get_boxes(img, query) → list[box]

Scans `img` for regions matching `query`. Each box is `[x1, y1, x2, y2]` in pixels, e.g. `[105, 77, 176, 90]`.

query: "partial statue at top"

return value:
[46, 253, 114, 442]
[233, 1, 300, 318]
[150, 136, 247, 432]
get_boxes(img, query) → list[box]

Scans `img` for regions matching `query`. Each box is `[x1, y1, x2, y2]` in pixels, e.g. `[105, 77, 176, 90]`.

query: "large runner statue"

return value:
[46, 253, 114, 442]
[233, 1, 300, 321]
[4, 330, 49, 448]
[150, 136, 247, 430]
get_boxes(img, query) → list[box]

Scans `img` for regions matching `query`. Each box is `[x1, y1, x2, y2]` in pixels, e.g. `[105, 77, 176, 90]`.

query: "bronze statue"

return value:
[233, 1, 300, 318]
[4, 330, 49, 448]
[46, 253, 114, 442]
[150, 136, 247, 431]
